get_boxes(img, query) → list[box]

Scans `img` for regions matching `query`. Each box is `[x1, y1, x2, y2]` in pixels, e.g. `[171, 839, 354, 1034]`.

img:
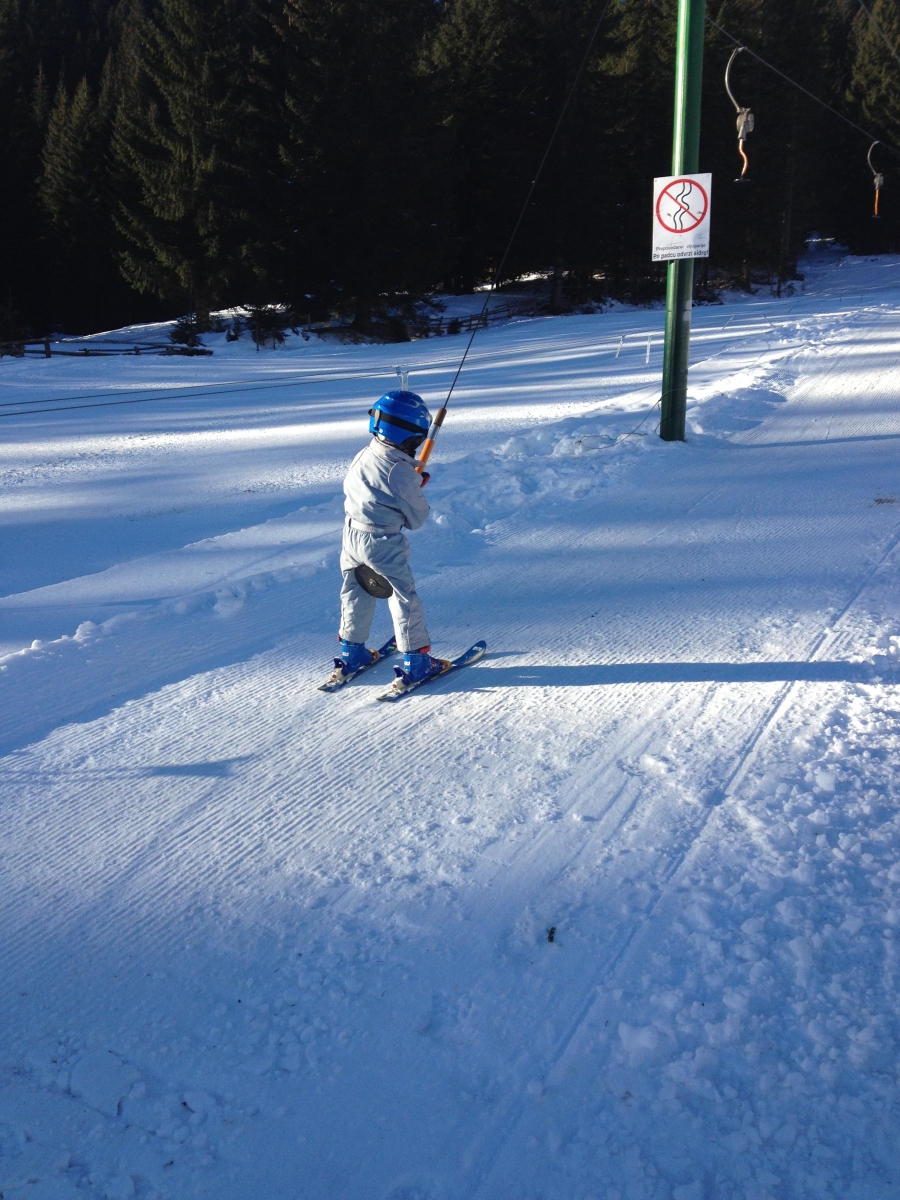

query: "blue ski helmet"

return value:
[368, 390, 431, 447]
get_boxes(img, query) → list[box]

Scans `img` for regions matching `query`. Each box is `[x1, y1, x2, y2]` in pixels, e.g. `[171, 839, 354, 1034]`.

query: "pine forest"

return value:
[0, 0, 897, 337]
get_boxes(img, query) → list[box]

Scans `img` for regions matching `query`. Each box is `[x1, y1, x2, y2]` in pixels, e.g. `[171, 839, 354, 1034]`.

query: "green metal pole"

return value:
[659, 0, 706, 442]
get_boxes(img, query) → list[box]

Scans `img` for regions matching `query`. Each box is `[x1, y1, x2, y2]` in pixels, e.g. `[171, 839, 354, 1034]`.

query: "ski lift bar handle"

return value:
[415, 407, 447, 472]
[724, 46, 745, 112]
[868, 140, 881, 174]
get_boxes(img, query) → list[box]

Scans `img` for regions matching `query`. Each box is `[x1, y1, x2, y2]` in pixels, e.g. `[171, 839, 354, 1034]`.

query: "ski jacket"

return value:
[343, 438, 430, 533]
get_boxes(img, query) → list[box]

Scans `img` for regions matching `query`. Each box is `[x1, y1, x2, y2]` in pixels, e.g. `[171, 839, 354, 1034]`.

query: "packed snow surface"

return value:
[2, 253, 900, 1200]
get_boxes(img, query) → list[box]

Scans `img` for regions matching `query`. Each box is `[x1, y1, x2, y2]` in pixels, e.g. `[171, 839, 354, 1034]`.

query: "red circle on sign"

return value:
[655, 178, 709, 234]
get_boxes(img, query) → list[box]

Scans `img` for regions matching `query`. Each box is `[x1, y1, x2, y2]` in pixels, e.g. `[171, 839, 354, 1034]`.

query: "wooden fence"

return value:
[420, 297, 541, 337]
[1, 298, 543, 357]
[0, 338, 211, 358]
[300, 297, 543, 341]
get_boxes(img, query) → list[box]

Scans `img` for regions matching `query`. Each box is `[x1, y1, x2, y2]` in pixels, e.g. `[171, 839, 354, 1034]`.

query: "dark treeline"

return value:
[1, 0, 897, 337]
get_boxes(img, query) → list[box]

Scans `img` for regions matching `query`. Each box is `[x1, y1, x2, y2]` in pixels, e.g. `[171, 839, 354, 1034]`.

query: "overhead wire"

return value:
[0, 368, 402, 419]
[0, 343, 539, 419]
[434, 9, 900, 457]
[3, 320, 648, 420]
[0, 318, 699, 420]
[10, 8, 890, 435]
[415, 0, 615, 470]
[0, 332, 665, 420]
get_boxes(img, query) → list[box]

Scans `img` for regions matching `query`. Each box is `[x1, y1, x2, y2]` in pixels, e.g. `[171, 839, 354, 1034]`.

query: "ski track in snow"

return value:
[2, 253, 900, 1199]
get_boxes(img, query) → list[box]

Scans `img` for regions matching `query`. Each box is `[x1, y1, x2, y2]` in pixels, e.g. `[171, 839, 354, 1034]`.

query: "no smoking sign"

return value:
[652, 173, 712, 262]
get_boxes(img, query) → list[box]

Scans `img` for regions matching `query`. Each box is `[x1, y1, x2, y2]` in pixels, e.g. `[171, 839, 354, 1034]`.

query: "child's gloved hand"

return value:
[419, 472, 431, 487]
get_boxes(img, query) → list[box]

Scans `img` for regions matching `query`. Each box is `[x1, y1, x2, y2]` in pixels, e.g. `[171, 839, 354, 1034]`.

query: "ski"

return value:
[317, 635, 398, 692]
[375, 641, 487, 702]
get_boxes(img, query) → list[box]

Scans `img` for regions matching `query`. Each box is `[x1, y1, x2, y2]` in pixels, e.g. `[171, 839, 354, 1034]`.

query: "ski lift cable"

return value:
[707, 15, 900, 158]
[0, 368, 408, 416]
[855, 0, 900, 77]
[0, 333, 644, 420]
[0, 330, 638, 417]
[415, 0, 615, 472]
[0, 339, 578, 414]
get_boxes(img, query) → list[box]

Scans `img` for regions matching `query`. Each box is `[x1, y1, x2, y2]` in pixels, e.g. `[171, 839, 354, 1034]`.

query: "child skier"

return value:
[324, 389, 449, 690]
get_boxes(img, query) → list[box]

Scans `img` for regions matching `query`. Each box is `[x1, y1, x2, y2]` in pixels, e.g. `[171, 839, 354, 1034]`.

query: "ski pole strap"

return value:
[415, 407, 447, 472]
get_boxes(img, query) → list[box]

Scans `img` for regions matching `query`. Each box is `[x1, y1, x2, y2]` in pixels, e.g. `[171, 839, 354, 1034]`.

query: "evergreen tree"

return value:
[845, 0, 900, 244]
[0, 0, 890, 335]
[427, 0, 616, 296]
[271, 0, 449, 326]
[595, 0, 678, 299]
[114, 0, 276, 319]
[850, 0, 900, 131]
[39, 75, 110, 326]
[0, 0, 45, 336]
[0, 0, 152, 333]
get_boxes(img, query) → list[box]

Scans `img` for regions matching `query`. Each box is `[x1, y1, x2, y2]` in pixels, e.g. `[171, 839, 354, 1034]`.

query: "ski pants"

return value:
[339, 520, 430, 653]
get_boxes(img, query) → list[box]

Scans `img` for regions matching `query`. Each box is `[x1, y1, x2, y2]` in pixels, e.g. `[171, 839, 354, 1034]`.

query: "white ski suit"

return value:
[339, 438, 431, 652]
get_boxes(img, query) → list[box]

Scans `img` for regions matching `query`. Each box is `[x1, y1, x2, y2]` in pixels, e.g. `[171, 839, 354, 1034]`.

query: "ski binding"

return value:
[318, 635, 398, 691]
[376, 641, 486, 701]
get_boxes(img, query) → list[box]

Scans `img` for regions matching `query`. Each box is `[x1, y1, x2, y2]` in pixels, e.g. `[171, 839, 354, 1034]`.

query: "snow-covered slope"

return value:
[2, 254, 900, 1200]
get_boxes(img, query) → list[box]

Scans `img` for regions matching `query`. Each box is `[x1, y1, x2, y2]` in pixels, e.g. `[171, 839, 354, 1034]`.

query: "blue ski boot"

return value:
[339, 639, 377, 672]
[324, 638, 377, 687]
[318, 635, 398, 691]
[395, 647, 451, 686]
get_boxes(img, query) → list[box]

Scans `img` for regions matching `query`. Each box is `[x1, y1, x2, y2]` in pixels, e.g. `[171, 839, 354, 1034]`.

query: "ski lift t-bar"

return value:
[394, 364, 447, 472]
[415, 344, 469, 473]
[868, 141, 884, 218]
[725, 46, 754, 180]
